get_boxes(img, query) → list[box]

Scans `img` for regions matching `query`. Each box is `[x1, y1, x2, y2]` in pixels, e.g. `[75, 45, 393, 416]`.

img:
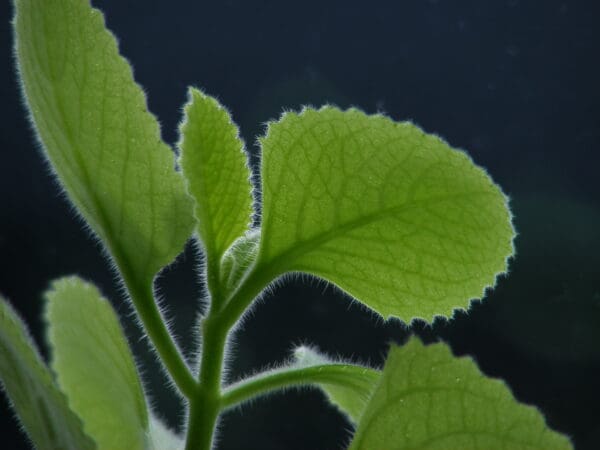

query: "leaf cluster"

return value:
[0, 1, 571, 449]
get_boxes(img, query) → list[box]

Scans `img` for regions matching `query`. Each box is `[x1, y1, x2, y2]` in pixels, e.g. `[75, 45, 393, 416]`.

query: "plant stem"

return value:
[121, 268, 197, 398]
[184, 314, 228, 450]
[218, 262, 278, 328]
[182, 262, 269, 449]
[183, 261, 289, 448]
[221, 364, 379, 411]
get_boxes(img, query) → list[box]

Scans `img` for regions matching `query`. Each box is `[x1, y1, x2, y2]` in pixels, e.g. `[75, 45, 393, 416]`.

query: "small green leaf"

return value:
[14, 0, 195, 284]
[292, 346, 378, 424]
[258, 107, 514, 321]
[180, 88, 253, 265]
[349, 339, 573, 450]
[219, 231, 260, 295]
[46, 277, 148, 450]
[0, 295, 96, 450]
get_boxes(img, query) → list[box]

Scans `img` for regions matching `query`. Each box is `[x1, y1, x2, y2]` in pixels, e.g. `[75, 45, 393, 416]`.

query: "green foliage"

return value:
[45, 277, 148, 450]
[179, 87, 254, 303]
[2, 1, 571, 449]
[180, 88, 253, 265]
[257, 107, 514, 321]
[0, 296, 95, 450]
[14, 0, 195, 286]
[349, 339, 572, 450]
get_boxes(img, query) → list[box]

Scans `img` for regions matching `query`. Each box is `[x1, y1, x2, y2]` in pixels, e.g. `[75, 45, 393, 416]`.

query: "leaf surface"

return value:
[46, 277, 148, 450]
[14, 0, 195, 284]
[349, 339, 573, 450]
[258, 107, 514, 320]
[0, 295, 96, 450]
[180, 88, 253, 266]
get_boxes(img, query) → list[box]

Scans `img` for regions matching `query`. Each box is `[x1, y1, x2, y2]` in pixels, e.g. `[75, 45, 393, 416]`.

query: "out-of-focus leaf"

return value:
[0, 295, 96, 450]
[46, 277, 148, 450]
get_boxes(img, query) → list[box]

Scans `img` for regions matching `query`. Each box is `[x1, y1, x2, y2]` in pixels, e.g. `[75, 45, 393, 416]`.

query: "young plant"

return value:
[1, 0, 572, 449]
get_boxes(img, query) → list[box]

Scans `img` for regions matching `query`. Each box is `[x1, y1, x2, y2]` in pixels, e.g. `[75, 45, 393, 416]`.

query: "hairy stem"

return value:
[218, 261, 279, 328]
[184, 314, 227, 450]
[120, 268, 197, 398]
[221, 364, 379, 411]
[183, 262, 273, 449]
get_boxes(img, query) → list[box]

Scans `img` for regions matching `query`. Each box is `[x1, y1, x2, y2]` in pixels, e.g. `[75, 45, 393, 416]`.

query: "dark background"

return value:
[1, 0, 599, 449]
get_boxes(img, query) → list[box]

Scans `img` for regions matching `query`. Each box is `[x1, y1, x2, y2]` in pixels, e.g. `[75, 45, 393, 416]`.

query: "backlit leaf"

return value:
[0, 295, 96, 450]
[349, 339, 572, 450]
[14, 0, 195, 285]
[180, 88, 253, 266]
[258, 107, 514, 321]
[46, 277, 149, 450]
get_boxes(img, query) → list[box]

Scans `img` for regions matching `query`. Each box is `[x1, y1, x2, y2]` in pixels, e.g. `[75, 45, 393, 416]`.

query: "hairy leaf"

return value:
[293, 346, 378, 424]
[14, 0, 195, 284]
[349, 339, 572, 450]
[0, 295, 96, 450]
[258, 107, 514, 320]
[180, 88, 253, 266]
[46, 277, 148, 450]
[219, 231, 260, 295]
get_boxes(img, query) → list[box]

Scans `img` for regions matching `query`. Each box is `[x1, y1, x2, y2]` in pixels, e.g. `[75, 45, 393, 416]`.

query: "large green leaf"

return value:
[0, 295, 96, 450]
[14, 0, 195, 284]
[179, 88, 253, 266]
[258, 107, 514, 320]
[349, 339, 572, 450]
[46, 277, 149, 450]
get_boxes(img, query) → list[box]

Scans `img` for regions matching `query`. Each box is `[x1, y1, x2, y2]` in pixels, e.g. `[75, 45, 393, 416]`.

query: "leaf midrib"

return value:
[258, 190, 497, 277]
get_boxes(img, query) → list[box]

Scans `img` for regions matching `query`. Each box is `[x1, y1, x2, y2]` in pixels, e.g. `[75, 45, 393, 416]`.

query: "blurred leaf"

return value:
[0, 295, 96, 450]
[147, 415, 184, 450]
[46, 277, 148, 450]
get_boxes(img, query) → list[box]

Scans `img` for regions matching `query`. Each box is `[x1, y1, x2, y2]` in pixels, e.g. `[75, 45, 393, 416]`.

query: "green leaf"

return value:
[258, 107, 514, 321]
[292, 346, 378, 424]
[14, 0, 195, 284]
[0, 295, 96, 450]
[180, 88, 253, 265]
[219, 231, 260, 295]
[46, 277, 148, 450]
[349, 339, 573, 450]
